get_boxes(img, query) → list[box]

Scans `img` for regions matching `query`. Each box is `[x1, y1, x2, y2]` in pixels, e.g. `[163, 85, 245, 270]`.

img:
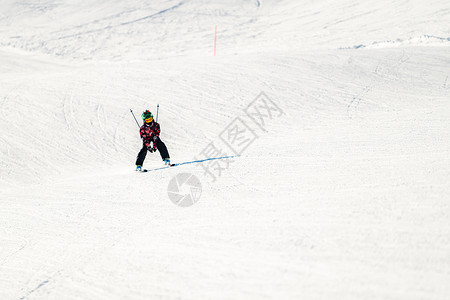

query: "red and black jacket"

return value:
[140, 121, 160, 150]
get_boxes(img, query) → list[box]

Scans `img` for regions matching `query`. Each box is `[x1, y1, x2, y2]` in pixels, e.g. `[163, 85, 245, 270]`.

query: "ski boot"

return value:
[136, 165, 142, 172]
[164, 158, 171, 165]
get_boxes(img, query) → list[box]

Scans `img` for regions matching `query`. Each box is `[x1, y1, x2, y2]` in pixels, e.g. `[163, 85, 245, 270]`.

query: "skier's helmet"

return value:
[142, 110, 153, 123]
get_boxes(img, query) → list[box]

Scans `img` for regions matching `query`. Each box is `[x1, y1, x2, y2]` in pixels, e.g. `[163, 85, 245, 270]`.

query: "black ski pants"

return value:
[135, 138, 170, 166]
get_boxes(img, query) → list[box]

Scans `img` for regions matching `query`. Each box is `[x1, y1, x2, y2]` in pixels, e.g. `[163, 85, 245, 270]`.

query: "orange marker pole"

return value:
[214, 25, 217, 56]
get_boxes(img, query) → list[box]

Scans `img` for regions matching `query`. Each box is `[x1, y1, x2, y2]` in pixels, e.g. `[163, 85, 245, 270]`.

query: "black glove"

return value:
[148, 146, 156, 153]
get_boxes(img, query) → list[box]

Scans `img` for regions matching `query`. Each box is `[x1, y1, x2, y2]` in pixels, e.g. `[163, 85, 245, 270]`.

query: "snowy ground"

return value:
[1, 1, 450, 299]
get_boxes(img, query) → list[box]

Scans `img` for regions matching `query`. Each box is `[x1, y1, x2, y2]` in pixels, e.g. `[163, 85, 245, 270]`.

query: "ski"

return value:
[138, 155, 240, 173]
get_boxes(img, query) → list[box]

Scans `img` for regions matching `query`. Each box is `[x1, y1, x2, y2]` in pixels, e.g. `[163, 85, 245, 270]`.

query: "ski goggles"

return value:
[144, 117, 153, 123]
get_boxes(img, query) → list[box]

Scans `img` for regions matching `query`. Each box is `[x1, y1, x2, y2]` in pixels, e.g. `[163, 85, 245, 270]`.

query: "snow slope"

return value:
[1, 0, 450, 299]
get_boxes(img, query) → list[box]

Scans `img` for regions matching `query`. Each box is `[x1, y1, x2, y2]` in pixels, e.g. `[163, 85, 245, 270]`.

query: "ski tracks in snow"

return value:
[442, 75, 449, 89]
[61, 74, 129, 165]
[347, 86, 371, 119]
[16, 218, 154, 299]
[374, 50, 410, 78]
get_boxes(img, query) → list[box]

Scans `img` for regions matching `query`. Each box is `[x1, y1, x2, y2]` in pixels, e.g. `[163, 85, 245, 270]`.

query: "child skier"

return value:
[135, 110, 171, 171]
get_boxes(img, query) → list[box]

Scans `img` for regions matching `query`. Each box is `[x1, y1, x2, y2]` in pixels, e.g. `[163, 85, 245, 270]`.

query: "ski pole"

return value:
[130, 109, 140, 128]
[156, 104, 159, 122]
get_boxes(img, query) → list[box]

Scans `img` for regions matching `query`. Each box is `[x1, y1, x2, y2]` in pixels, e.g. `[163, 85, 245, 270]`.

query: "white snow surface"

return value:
[1, 0, 450, 299]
